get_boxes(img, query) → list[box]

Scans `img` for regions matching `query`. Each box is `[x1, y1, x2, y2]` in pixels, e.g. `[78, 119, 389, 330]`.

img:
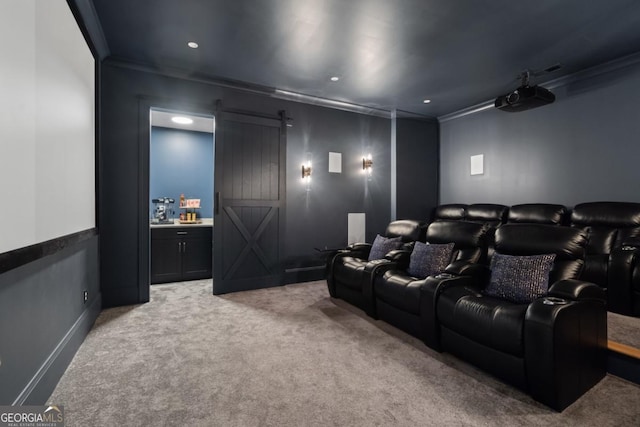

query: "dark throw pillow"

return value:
[407, 242, 455, 278]
[368, 235, 403, 261]
[483, 253, 556, 303]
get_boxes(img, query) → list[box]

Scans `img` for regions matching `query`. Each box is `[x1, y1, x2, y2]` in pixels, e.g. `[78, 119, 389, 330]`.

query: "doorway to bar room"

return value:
[148, 107, 215, 286]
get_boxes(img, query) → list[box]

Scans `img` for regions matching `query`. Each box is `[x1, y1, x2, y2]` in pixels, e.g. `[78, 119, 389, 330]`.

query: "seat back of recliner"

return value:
[466, 204, 509, 226]
[507, 203, 569, 226]
[570, 202, 640, 287]
[495, 224, 588, 283]
[385, 219, 427, 243]
[432, 204, 467, 222]
[426, 220, 490, 264]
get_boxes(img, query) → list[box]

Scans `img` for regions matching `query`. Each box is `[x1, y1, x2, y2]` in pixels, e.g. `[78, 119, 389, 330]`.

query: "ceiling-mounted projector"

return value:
[495, 67, 558, 112]
[495, 85, 555, 112]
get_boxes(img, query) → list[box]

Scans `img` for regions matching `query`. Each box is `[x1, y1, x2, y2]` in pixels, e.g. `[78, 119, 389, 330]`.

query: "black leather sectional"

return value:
[325, 201, 640, 411]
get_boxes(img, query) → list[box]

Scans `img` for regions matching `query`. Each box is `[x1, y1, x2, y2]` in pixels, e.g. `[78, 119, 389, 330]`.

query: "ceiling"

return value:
[91, 0, 640, 118]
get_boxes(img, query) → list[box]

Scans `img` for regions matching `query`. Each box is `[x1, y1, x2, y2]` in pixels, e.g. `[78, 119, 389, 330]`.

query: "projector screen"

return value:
[0, 0, 95, 254]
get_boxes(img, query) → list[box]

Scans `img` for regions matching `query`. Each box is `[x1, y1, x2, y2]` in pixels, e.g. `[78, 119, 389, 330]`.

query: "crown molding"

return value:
[68, 0, 110, 60]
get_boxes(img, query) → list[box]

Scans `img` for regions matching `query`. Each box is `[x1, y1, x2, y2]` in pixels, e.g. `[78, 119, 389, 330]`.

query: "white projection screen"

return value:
[0, 0, 95, 254]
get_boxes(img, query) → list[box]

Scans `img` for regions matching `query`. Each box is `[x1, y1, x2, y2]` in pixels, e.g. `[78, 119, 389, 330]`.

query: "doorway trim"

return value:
[137, 96, 216, 302]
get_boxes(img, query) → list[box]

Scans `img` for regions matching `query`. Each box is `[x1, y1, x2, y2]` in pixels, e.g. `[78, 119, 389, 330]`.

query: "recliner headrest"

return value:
[433, 204, 467, 221]
[426, 220, 489, 247]
[508, 203, 568, 225]
[385, 220, 426, 242]
[495, 224, 587, 260]
[571, 202, 640, 227]
[466, 204, 508, 224]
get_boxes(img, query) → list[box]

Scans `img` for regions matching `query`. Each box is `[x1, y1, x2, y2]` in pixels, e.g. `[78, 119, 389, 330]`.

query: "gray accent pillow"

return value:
[407, 242, 455, 278]
[483, 253, 556, 303]
[368, 235, 403, 261]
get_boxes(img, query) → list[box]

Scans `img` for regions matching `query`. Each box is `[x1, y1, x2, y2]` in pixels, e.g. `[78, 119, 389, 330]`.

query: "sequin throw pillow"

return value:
[406, 242, 455, 278]
[367, 235, 403, 261]
[483, 253, 556, 303]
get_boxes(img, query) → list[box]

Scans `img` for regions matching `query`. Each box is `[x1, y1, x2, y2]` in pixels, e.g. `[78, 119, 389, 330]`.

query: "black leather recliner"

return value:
[570, 201, 640, 315]
[326, 220, 426, 316]
[428, 224, 607, 411]
[372, 220, 490, 340]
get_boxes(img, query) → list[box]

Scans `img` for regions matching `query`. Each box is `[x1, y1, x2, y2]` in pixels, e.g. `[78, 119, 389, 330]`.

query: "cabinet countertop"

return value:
[150, 218, 213, 228]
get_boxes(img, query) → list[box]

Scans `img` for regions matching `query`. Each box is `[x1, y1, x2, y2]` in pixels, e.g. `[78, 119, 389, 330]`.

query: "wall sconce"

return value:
[301, 161, 312, 192]
[301, 161, 312, 180]
[362, 154, 373, 174]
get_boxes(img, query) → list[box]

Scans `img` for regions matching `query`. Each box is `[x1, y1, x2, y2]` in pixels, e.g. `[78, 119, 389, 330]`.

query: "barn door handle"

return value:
[215, 192, 220, 215]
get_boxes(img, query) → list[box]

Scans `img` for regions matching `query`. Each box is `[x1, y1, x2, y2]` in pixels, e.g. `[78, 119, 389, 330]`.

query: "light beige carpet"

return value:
[49, 280, 640, 426]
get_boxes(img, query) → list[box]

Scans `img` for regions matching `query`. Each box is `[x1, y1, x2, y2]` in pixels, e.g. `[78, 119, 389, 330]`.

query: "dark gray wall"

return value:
[440, 59, 640, 206]
[0, 237, 101, 405]
[100, 62, 392, 305]
[284, 102, 392, 279]
[396, 118, 439, 221]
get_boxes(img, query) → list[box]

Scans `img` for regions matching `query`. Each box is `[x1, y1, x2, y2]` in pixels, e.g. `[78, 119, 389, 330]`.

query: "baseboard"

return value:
[13, 294, 102, 405]
[608, 348, 640, 385]
[283, 266, 325, 284]
[102, 286, 142, 308]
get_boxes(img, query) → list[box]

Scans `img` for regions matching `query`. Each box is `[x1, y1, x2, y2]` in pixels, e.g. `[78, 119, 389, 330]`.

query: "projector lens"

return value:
[506, 91, 520, 104]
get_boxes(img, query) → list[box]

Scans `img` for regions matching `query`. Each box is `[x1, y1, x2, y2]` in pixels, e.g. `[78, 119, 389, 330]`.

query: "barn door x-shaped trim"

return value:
[223, 206, 276, 279]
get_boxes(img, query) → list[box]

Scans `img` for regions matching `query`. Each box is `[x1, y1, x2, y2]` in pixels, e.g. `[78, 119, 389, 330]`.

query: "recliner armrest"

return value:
[444, 261, 490, 284]
[547, 279, 606, 302]
[607, 245, 640, 315]
[364, 258, 395, 274]
[622, 237, 640, 249]
[525, 292, 607, 410]
[343, 242, 372, 259]
[385, 249, 411, 261]
[347, 242, 371, 250]
[325, 246, 370, 297]
[384, 249, 412, 270]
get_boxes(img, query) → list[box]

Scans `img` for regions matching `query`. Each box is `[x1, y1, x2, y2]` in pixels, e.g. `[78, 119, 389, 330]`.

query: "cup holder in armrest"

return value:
[434, 273, 456, 279]
[542, 296, 568, 305]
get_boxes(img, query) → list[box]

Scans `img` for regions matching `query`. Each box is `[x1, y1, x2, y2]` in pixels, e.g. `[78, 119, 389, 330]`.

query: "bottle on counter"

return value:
[179, 193, 185, 207]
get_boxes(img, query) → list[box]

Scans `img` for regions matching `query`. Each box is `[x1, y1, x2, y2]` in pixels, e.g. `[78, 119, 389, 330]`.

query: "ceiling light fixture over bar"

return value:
[171, 116, 193, 124]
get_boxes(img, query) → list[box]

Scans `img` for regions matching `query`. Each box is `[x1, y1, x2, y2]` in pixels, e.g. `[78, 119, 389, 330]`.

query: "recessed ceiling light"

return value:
[171, 116, 193, 125]
[423, 99, 431, 104]
[330, 76, 340, 82]
[187, 41, 199, 49]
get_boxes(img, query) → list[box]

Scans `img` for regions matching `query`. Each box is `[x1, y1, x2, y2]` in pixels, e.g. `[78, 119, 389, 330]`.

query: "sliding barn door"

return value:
[213, 108, 286, 294]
